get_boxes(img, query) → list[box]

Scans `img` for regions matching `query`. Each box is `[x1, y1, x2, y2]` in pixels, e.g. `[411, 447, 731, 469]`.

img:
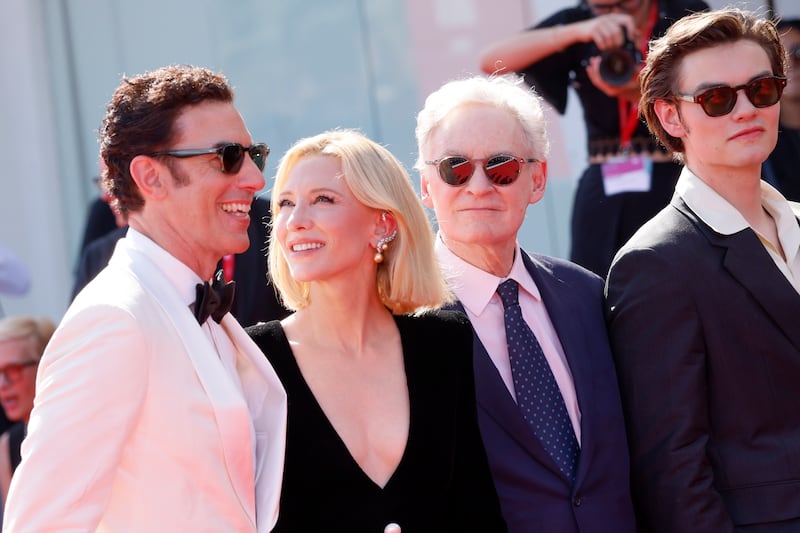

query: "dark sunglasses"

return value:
[425, 155, 538, 187]
[673, 76, 786, 117]
[149, 142, 269, 174]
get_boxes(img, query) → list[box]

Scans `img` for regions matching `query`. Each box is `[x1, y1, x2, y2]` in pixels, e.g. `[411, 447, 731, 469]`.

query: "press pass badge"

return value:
[603, 95, 653, 196]
[601, 153, 652, 196]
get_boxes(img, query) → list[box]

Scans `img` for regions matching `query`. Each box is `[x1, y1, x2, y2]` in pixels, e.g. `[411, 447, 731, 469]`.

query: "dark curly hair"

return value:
[99, 65, 233, 214]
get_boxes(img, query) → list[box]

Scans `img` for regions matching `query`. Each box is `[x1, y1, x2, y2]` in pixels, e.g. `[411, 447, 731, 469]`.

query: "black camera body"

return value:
[598, 33, 643, 87]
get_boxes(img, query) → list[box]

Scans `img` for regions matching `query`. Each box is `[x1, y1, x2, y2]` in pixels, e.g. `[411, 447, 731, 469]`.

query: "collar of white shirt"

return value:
[676, 167, 800, 264]
[434, 234, 542, 317]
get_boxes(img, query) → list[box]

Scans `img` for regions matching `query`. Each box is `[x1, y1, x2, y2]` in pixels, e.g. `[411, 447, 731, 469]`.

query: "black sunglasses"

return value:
[149, 142, 269, 174]
[425, 155, 538, 187]
[673, 76, 786, 117]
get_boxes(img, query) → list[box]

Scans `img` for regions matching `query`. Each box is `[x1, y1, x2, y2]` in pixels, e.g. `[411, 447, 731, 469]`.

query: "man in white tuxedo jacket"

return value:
[2, 65, 287, 533]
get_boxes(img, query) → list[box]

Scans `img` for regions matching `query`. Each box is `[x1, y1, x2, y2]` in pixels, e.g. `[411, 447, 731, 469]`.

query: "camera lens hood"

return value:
[597, 27, 643, 87]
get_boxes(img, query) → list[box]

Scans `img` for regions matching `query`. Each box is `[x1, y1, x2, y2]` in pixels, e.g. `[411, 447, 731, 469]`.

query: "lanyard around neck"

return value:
[618, 0, 659, 149]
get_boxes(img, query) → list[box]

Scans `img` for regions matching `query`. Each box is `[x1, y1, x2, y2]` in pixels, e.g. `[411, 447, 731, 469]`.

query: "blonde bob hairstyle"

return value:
[0, 316, 57, 361]
[269, 129, 452, 315]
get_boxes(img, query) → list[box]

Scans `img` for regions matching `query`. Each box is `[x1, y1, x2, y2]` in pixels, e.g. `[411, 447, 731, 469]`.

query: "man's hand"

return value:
[585, 55, 642, 102]
[576, 13, 637, 50]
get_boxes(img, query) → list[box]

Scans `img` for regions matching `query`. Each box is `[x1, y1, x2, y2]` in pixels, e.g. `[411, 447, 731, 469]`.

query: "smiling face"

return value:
[420, 103, 545, 272]
[273, 154, 380, 286]
[135, 101, 266, 278]
[655, 40, 780, 179]
[0, 336, 39, 423]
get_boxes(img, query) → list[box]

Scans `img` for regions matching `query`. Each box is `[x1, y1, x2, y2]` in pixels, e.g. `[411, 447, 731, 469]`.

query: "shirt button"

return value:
[573, 496, 582, 507]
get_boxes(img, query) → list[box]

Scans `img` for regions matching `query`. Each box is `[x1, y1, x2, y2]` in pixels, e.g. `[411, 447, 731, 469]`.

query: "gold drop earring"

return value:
[373, 230, 398, 264]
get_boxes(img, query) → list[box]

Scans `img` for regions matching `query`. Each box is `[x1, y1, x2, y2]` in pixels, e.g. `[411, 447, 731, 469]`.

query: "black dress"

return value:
[247, 309, 507, 533]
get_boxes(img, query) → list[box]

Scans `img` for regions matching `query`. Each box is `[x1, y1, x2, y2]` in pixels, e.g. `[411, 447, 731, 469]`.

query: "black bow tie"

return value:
[191, 272, 235, 325]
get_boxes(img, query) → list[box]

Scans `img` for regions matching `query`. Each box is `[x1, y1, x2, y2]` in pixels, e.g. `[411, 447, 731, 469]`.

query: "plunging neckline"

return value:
[271, 319, 413, 490]
[247, 310, 509, 532]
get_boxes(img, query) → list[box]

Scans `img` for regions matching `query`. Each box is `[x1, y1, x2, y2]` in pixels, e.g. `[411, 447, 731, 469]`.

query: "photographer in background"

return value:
[480, 0, 708, 277]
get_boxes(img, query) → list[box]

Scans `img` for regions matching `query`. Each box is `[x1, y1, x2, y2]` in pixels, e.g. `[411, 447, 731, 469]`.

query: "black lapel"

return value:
[675, 198, 800, 351]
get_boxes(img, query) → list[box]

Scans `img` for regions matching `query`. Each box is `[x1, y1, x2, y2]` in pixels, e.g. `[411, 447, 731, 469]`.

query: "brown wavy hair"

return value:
[640, 9, 786, 158]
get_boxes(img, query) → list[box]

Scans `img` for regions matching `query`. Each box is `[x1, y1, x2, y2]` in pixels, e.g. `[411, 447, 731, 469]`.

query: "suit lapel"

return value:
[676, 199, 800, 351]
[111, 241, 260, 526]
[720, 231, 800, 352]
[448, 300, 566, 479]
[221, 319, 287, 533]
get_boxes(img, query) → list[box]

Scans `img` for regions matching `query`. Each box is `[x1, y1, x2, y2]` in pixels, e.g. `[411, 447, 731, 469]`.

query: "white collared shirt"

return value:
[676, 168, 800, 294]
[123, 228, 256, 463]
[435, 235, 582, 443]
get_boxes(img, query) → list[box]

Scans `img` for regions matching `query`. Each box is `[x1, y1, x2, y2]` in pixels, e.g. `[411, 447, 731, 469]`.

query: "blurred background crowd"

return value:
[0, 0, 796, 321]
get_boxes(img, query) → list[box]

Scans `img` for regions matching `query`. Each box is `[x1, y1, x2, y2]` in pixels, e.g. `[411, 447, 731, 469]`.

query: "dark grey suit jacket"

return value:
[606, 194, 800, 532]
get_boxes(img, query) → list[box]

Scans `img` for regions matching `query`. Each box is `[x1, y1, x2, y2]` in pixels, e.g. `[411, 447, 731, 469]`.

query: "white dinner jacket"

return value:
[3, 236, 287, 533]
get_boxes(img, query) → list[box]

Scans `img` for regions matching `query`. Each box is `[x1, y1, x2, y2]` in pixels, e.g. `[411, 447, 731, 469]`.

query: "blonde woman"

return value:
[247, 129, 506, 532]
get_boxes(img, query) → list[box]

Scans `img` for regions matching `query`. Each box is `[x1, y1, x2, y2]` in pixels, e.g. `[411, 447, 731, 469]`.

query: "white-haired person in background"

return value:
[0, 316, 55, 504]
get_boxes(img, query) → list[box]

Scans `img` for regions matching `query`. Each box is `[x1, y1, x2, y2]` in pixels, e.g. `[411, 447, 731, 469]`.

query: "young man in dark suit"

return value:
[416, 74, 636, 533]
[606, 9, 800, 531]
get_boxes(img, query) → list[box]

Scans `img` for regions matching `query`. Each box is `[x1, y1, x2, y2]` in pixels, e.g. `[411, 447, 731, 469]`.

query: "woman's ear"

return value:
[130, 155, 167, 200]
[375, 210, 398, 240]
[372, 211, 399, 264]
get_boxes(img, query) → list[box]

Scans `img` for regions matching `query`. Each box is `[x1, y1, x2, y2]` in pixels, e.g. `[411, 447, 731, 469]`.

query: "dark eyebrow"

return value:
[689, 71, 774, 93]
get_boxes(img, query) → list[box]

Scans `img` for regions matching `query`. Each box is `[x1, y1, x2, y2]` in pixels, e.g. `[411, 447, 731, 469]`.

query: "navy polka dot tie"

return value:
[497, 279, 579, 484]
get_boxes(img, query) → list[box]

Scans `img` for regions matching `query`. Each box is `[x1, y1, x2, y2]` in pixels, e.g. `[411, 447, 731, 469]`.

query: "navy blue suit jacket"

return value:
[452, 251, 636, 533]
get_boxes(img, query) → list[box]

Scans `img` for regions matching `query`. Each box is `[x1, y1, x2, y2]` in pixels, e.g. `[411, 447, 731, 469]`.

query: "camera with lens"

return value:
[598, 29, 643, 87]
